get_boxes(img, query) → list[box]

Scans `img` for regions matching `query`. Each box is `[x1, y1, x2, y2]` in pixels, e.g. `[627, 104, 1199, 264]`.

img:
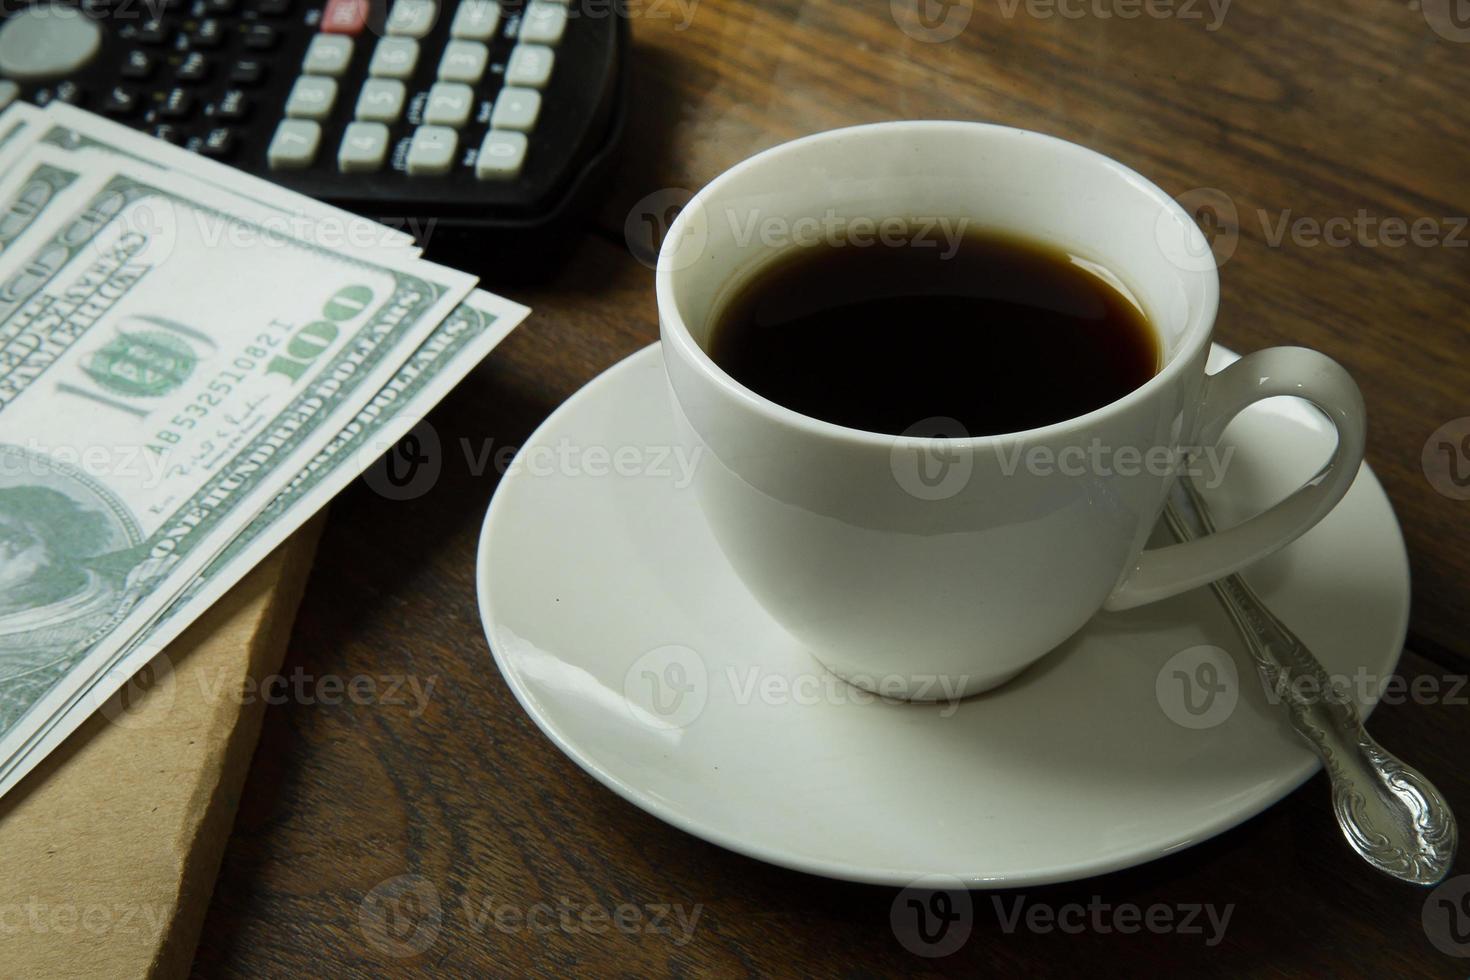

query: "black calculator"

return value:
[0, 0, 628, 274]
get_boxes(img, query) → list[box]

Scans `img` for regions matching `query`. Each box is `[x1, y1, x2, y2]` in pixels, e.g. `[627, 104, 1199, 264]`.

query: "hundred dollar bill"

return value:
[0, 289, 528, 794]
[0, 159, 475, 773]
[0, 142, 418, 385]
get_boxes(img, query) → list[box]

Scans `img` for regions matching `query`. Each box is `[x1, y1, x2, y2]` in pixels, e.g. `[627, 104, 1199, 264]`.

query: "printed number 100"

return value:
[267, 284, 376, 383]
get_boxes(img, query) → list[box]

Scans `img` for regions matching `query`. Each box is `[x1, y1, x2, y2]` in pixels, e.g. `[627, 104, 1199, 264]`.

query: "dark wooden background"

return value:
[192, 1, 1470, 975]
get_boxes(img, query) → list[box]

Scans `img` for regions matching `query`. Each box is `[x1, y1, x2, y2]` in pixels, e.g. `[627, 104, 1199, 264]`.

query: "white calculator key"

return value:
[267, 119, 320, 170]
[285, 75, 338, 120]
[302, 34, 352, 76]
[424, 82, 474, 127]
[385, 0, 436, 37]
[450, 0, 499, 40]
[406, 125, 458, 175]
[438, 39, 487, 83]
[504, 44, 554, 88]
[475, 130, 527, 180]
[519, 2, 567, 44]
[338, 121, 390, 173]
[355, 78, 406, 122]
[369, 37, 419, 78]
[0, 80, 16, 111]
[490, 86, 540, 132]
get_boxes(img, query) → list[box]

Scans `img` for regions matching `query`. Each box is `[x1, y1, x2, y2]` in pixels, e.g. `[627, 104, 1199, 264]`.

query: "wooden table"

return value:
[192, 1, 1470, 974]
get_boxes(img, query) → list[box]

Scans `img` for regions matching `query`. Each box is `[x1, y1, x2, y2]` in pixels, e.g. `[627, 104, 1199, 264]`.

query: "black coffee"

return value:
[707, 226, 1159, 437]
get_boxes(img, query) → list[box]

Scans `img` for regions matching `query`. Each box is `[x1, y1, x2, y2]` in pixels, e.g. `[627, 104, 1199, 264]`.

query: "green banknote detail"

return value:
[0, 111, 34, 160]
[0, 445, 144, 732]
[1, 173, 448, 558]
[0, 163, 87, 369]
[0, 295, 508, 773]
[200, 300, 493, 576]
[0, 173, 456, 738]
[83, 322, 199, 397]
[0, 165, 80, 253]
[0, 179, 134, 354]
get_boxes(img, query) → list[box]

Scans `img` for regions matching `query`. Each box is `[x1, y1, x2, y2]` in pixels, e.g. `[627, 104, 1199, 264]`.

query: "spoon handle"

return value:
[1163, 475, 1457, 885]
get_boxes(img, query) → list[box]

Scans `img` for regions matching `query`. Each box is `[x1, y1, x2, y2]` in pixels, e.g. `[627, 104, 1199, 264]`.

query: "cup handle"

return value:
[1104, 346, 1367, 611]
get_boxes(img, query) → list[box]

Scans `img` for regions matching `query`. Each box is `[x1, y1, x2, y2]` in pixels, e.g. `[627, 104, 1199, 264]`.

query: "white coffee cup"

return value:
[657, 121, 1365, 700]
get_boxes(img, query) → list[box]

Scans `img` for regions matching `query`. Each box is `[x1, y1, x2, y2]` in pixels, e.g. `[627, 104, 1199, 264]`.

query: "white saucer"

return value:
[476, 344, 1409, 887]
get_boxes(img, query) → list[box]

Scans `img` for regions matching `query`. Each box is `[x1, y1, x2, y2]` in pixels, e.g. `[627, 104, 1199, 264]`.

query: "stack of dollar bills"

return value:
[0, 101, 529, 798]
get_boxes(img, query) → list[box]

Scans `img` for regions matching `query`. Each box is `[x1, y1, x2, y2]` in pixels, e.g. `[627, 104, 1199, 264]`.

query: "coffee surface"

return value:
[708, 227, 1159, 437]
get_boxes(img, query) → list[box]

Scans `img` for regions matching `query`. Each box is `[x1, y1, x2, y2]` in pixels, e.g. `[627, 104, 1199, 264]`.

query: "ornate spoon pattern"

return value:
[1163, 475, 1456, 885]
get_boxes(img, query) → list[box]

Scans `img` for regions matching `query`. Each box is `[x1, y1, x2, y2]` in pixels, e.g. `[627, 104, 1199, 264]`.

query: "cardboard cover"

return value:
[0, 521, 322, 978]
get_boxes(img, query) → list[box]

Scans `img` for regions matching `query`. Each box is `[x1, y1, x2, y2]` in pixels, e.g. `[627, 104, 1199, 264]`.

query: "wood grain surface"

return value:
[193, 1, 1470, 975]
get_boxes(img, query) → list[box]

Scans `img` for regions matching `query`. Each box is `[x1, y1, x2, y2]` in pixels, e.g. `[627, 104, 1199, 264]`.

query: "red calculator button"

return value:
[321, 0, 367, 35]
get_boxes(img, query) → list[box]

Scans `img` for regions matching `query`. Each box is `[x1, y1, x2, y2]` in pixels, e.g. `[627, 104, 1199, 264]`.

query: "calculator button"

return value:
[121, 50, 155, 79]
[490, 86, 540, 132]
[286, 76, 337, 120]
[338, 121, 389, 173]
[177, 52, 210, 82]
[519, 2, 567, 44]
[302, 35, 353, 76]
[243, 24, 279, 50]
[200, 127, 235, 158]
[369, 37, 419, 78]
[205, 0, 236, 12]
[504, 44, 554, 88]
[437, 40, 487, 83]
[151, 124, 183, 144]
[160, 87, 194, 118]
[321, 0, 368, 35]
[450, 0, 499, 40]
[386, 0, 437, 38]
[268, 119, 320, 169]
[230, 58, 266, 84]
[190, 19, 224, 48]
[354, 78, 405, 121]
[102, 86, 138, 115]
[423, 82, 473, 127]
[406, 125, 457, 175]
[214, 88, 251, 120]
[0, 4, 103, 81]
[256, 0, 291, 13]
[475, 130, 527, 180]
[136, 19, 169, 44]
[42, 85, 77, 109]
[37, 87, 74, 108]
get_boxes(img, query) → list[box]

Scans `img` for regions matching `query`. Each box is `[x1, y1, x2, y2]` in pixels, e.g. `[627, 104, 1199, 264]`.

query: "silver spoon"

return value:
[1163, 473, 1457, 885]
